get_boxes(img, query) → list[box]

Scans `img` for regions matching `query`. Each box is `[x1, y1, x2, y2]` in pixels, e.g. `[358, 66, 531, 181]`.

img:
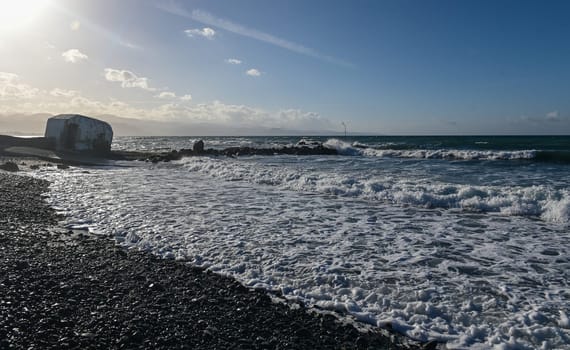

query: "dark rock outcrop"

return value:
[112, 142, 339, 163]
[0, 135, 55, 150]
[0, 161, 19, 172]
[193, 140, 205, 153]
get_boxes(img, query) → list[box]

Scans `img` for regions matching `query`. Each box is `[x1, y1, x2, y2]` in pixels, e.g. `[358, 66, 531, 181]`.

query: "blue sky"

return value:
[1, 0, 569, 134]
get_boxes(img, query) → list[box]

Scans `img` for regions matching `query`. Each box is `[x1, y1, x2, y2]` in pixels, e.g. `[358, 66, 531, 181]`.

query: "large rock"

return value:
[45, 114, 113, 154]
[0, 162, 19, 172]
[193, 140, 205, 153]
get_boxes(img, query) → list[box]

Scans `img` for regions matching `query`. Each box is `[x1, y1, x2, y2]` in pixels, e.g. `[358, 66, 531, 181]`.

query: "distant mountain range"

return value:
[0, 113, 349, 137]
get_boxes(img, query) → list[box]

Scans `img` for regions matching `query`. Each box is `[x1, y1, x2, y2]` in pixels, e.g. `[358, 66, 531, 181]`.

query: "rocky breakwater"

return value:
[0, 172, 428, 349]
[0, 135, 55, 151]
[111, 140, 339, 163]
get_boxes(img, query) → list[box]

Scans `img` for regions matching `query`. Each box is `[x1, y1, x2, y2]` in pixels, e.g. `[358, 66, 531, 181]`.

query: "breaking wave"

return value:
[323, 139, 570, 163]
[179, 157, 570, 224]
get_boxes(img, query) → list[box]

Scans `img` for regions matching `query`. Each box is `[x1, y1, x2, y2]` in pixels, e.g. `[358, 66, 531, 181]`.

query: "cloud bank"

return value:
[0, 72, 39, 99]
[0, 71, 335, 134]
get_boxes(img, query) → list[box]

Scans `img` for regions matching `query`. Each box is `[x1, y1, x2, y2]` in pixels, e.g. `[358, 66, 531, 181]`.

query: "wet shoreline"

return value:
[0, 171, 427, 349]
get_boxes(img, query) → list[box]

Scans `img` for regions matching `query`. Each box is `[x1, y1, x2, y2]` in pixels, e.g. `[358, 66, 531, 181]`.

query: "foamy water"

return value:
[34, 136, 570, 349]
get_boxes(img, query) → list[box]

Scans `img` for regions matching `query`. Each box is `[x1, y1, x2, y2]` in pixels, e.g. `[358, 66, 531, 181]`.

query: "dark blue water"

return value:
[112, 135, 570, 163]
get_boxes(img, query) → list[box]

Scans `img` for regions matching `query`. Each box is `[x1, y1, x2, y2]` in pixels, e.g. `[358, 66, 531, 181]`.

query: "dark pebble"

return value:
[0, 172, 427, 350]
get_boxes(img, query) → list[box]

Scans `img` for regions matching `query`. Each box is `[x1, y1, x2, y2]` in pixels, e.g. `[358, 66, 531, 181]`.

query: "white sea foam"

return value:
[34, 157, 570, 349]
[178, 156, 569, 223]
[323, 138, 538, 161]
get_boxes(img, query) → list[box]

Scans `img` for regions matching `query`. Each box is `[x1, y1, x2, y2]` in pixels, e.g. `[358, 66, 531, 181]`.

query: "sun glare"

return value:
[0, 0, 49, 33]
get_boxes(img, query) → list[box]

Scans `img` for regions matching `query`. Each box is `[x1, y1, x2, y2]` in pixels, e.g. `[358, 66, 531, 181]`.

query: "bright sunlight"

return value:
[0, 0, 49, 33]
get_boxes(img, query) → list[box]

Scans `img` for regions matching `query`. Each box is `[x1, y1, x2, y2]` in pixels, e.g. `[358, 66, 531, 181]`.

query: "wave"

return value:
[36, 161, 570, 349]
[323, 139, 570, 163]
[179, 157, 570, 224]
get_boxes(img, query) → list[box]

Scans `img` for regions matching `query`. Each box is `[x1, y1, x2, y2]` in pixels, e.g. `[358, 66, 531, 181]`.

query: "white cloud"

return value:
[0, 72, 39, 99]
[151, 101, 334, 131]
[546, 110, 560, 121]
[0, 74, 337, 133]
[0, 72, 18, 83]
[49, 88, 79, 97]
[70, 20, 81, 31]
[2, 95, 334, 132]
[62, 49, 88, 63]
[104, 68, 155, 91]
[514, 111, 568, 125]
[226, 58, 242, 65]
[155, 91, 176, 99]
[157, 4, 352, 68]
[2, 95, 334, 131]
[246, 69, 261, 77]
[184, 27, 216, 39]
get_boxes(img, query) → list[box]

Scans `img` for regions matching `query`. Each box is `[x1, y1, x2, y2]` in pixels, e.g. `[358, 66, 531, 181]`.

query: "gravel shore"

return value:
[0, 171, 428, 350]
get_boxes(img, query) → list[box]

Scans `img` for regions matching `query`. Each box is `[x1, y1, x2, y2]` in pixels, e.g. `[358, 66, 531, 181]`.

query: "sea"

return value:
[33, 135, 570, 349]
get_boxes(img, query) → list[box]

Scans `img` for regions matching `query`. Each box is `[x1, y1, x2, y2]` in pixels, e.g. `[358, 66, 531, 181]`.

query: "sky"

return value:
[1, 0, 569, 135]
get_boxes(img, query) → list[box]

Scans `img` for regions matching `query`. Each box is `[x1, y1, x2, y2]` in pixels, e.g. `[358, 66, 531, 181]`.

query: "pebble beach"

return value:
[0, 166, 422, 349]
